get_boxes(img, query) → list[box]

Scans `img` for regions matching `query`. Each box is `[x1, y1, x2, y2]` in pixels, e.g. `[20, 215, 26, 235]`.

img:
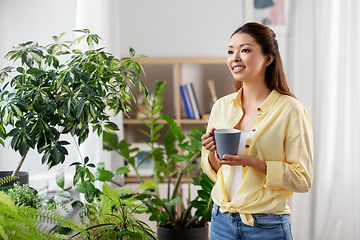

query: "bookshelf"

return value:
[122, 57, 234, 182]
[123, 57, 233, 124]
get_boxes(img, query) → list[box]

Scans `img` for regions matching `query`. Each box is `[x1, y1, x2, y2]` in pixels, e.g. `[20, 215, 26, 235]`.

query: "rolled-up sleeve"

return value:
[201, 147, 218, 182]
[264, 109, 313, 192]
[201, 101, 219, 182]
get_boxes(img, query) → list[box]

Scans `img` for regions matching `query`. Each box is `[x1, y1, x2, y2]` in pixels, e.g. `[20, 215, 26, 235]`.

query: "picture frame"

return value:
[243, 0, 291, 34]
[127, 142, 154, 177]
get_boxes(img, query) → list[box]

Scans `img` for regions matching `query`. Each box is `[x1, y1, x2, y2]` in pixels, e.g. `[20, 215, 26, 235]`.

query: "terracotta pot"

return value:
[157, 225, 209, 240]
[0, 171, 29, 187]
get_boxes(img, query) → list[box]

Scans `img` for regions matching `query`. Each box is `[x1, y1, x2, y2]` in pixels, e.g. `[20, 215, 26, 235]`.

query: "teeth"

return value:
[233, 66, 244, 70]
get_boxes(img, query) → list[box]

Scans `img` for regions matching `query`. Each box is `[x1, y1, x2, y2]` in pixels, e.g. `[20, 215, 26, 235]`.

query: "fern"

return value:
[0, 176, 19, 187]
[0, 191, 86, 239]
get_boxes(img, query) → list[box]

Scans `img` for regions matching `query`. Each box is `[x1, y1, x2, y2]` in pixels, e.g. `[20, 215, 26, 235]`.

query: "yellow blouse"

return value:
[201, 88, 313, 226]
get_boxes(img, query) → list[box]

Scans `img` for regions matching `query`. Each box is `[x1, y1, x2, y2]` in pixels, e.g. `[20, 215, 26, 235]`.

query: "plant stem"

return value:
[72, 135, 84, 162]
[187, 168, 191, 203]
[166, 157, 173, 201]
[12, 148, 29, 177]
[110, 179, 123, 187]
[171, 151, 200, 200]
[184, 215, 199, 229]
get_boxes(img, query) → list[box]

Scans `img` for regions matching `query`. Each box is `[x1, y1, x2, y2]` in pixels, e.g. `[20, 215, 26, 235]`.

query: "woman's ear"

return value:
[265, 55, 274, 66]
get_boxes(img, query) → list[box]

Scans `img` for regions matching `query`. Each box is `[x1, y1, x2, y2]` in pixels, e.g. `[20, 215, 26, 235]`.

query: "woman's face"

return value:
[227, 33, 270, 84]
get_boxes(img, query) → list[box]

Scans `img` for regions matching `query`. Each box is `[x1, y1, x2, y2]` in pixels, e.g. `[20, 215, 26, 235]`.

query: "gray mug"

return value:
[214, 128, 241, 159]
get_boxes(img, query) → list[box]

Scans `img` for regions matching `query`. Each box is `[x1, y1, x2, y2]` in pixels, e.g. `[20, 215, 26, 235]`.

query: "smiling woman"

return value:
[201, 22, 313, 240]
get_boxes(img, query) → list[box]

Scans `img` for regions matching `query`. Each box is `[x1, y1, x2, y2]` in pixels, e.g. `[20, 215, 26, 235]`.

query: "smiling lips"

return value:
[232, 65, 245, 73]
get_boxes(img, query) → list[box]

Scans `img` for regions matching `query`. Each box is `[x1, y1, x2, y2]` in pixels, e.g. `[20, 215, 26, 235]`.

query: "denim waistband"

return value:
[213, 203, 289, 221]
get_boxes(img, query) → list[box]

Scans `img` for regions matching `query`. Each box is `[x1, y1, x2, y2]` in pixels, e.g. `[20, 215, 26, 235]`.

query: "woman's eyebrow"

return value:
[228, 43, 252, 48]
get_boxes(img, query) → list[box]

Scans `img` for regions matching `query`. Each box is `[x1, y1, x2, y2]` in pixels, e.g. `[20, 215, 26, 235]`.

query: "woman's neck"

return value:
[242, 82, 271, 105]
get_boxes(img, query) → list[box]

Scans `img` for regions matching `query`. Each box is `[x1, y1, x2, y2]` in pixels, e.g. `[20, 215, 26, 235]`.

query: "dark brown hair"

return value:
[232, 22, 294, 97]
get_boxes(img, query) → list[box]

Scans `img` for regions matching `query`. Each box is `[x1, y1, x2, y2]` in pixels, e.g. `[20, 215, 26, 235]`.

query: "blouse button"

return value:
[245, 145, 249, 148]
[257, 107, 261, 111]
[252, 129, 256, 132]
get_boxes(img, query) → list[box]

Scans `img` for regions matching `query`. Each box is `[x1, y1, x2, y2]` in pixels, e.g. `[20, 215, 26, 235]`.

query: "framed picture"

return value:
[243, 0, 291, 34]
[127, 142, 154, 177]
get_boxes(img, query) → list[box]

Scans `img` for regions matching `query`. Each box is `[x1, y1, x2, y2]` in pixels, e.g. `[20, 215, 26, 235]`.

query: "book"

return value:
[186, 83, 200, 119]
[180, 85, 195, 119]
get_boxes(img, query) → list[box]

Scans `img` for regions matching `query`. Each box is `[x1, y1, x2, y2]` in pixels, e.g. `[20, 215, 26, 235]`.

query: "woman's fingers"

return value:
[201, 128, 216, 151]
[218, 154, 242, 166]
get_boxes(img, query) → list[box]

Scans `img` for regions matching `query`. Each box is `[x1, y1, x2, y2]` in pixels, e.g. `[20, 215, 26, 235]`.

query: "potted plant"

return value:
[102, 81, 214, 240]
[56, 182, 157, 239]
[0, 30, 149, 184]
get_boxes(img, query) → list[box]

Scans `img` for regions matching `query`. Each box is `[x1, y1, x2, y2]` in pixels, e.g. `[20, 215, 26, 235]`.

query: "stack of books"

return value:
[180, 83, 201, 119]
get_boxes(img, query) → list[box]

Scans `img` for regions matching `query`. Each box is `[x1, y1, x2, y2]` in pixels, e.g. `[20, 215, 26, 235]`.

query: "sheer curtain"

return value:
[288, 0, 360, 239]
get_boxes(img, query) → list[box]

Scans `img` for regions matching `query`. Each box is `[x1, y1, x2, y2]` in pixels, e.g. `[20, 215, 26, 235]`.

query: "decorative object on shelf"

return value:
[126, 142, 154, 177]
[0, 29, 149, 180]
[207, 79, 218, 103]
[103, 81, 214, 240]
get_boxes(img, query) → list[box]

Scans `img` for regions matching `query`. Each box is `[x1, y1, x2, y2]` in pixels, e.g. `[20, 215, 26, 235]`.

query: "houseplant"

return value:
[59, 182, 157, 239]
[0, 30, 149, 181]
[102, 81, 214, 239]
[0, 178, 86, 239]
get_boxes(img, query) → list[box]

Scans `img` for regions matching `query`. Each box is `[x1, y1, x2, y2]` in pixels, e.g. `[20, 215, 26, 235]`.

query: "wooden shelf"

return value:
[125, 175, 194, 184]
[123, 118, 208, 125]
[135, 57, 226, 65]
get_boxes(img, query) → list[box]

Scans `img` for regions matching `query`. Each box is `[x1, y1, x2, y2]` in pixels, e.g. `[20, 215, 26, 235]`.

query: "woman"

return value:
[201, 22, 313, 240]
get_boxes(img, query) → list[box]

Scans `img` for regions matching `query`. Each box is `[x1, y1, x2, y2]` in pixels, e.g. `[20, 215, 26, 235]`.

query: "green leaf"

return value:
[74, 182, 86, 193]
[104, 122, 119, 132]
[191, 200, 207, 209]
[115, 166, 131, 175]
[23, 52, 34, 68]
[10, 103, 23, 118]
[197, 189, 210, 200]
[129, 47, 135, 57]
[136, 54, 147, 59]
[103, 182, 119, 201]
[16, 67, 24, 73]
[151, 198, 164, 207]
[200, 178, 213, 192]
[138, 180, 158, 191]
[164, 196, 181, 207]
[56, 168, 65, 189]
[72, 49, 82, 54]
[76, 97, 86, 118]
[54, 190, 73, 204]
[94, 169, 114, 182]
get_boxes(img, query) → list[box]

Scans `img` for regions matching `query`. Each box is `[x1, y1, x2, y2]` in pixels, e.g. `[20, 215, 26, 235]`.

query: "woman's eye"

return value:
[241, 49, 249, 53]
[227, 50, 233, 54]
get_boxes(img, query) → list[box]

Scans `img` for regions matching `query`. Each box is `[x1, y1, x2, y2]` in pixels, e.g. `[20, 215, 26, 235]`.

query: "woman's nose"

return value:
[232, 52, 240, 62]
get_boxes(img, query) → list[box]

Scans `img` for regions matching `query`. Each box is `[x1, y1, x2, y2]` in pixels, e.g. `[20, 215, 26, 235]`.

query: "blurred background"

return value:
[0, 0, 359, 239]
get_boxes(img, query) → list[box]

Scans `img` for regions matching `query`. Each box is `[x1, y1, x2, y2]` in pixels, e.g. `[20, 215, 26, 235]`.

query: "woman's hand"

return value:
[201, 127, 216, 152]
[216, 153, 267, 175]
[201, 127, 221, 172]
[215, 152, 248, 166]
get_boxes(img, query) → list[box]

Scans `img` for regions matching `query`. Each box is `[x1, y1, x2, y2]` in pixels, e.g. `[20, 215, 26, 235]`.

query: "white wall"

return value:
[118, 0, 244, 58]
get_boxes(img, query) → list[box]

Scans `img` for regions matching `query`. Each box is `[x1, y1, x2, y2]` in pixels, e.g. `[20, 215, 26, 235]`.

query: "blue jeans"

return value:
[210, 204, 293, 240]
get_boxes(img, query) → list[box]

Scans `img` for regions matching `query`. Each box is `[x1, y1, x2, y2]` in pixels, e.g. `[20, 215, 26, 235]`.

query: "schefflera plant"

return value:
[0, 29, 149, 178]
